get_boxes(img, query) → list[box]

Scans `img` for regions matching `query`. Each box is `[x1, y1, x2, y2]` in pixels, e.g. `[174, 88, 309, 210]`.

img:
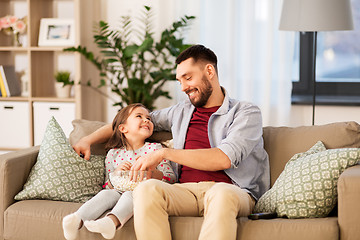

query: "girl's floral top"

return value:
[105, 142, 176, 184]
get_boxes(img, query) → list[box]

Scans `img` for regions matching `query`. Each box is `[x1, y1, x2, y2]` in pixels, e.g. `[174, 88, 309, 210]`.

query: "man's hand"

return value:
[130, 149, 164, 181]
[73, 137, 92, 160]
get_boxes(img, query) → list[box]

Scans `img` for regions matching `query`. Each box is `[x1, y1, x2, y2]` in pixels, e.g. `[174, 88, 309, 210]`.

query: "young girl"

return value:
[62, 103, 176, 240]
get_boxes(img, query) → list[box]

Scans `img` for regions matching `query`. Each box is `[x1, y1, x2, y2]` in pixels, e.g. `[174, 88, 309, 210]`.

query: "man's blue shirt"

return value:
[151, 88, 270, 200]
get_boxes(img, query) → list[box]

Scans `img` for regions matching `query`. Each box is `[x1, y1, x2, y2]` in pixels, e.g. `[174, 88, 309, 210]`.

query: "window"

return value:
[291, 0, 360, 106]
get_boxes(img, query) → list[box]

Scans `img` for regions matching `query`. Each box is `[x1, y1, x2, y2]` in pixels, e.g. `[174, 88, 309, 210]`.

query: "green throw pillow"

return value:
[254, 141, 360, 218]
[15, 117, 105, 203]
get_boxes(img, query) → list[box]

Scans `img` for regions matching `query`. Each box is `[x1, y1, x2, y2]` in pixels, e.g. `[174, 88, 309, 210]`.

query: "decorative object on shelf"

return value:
[279, 0, 354, 125]
[20, 69, 29, 97]
[0, 65, 21, 97]
[38, 18, 75, 47]
[54, 70, 74, 98]
[64, 5, 195, 110]
[0, 15, 27, 47]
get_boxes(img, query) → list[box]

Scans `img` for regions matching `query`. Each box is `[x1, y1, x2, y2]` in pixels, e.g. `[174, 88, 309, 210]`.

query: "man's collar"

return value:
[215, 86, 230, 115]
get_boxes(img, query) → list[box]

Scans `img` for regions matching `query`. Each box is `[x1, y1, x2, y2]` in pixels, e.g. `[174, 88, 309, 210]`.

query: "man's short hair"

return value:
[176, 45, 218, 73]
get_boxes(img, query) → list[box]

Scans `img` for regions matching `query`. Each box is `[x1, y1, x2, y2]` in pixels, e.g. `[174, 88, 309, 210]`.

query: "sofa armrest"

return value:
[338, 164, 360, 240]
[0, 146, 39, 240]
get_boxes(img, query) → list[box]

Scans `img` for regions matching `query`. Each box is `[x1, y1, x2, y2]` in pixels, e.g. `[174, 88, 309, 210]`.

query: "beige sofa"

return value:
[1, 121, 360, 240]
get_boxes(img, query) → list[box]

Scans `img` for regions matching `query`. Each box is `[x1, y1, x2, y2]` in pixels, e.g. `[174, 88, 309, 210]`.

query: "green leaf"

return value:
[104, 58, 119, 64]
[138, 37, 154, 52]
[123, 45, 139, 57]
[99, 20, 108, 28]
[186, 15, 196, 20]
[101, 50, 117, 56]
[127, 78, 144, 90]
[97, 79, 107, 88]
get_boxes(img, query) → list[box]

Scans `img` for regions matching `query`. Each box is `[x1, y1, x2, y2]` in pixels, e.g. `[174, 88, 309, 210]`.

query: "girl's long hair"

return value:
[105, 103, 149, 151]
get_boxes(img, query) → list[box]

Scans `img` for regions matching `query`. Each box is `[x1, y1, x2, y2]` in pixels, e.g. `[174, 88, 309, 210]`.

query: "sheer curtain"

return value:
[171, 0, 295, 126]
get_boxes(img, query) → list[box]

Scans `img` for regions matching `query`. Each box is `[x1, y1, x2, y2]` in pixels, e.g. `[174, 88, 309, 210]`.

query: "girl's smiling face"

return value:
[119, 106, 154, 143]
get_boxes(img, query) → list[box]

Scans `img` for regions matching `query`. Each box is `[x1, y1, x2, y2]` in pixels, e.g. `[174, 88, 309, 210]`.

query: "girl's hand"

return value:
[150, 169, 163, 180]
[73, 137, 91, 160]
[115, 161, 133, 171]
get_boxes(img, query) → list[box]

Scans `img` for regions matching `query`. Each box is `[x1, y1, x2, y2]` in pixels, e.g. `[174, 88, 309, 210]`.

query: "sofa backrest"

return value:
[70, 119, 360, 187]
[263, 121, 360, 186]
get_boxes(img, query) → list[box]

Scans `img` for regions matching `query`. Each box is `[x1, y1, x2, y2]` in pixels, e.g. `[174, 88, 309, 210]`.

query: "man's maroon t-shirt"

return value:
[179, 106, 232, 184]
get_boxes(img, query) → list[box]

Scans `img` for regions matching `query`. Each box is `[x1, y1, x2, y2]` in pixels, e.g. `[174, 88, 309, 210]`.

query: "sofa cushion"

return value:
[4, 200, 338, 240]
[263, 121, 360, 185]
[14, 117, 105, 203]
[254, 141, 360, 218]
[237, 217, 339, 240]
[4, 199, 139, 240]
[4, 200, 81, 240]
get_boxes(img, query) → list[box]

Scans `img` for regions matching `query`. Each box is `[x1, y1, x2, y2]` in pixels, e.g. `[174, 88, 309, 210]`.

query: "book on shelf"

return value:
[0, 65, 21, 97]
[0, 70, 7, 97]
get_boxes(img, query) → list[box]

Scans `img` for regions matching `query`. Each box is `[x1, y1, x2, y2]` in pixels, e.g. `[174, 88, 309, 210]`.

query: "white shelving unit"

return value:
[0, 0, 106, 151]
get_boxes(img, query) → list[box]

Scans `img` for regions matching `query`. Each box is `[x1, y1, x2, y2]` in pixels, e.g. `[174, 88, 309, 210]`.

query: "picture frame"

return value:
[38, 18, 75, 47]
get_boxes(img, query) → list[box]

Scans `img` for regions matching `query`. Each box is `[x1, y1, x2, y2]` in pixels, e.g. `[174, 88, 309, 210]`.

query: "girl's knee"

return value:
[121, 190, 133, 198]
[96, 189, 116, 197]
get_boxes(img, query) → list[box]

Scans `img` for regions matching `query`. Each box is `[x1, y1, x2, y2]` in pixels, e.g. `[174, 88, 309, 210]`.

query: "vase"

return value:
[55, 82, 72, 98]
[12, 32, 22, 47]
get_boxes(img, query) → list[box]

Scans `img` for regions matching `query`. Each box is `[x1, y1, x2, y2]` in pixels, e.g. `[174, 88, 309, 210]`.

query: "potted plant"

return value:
[64, 5, 195, 110]
[54, 70, 74, 98]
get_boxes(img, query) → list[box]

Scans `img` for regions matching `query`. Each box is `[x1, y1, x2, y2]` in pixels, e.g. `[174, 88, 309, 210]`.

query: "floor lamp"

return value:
[279, 0, 354, 125]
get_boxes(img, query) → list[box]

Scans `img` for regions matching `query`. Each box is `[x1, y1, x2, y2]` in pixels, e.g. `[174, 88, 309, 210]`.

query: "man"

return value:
[74, 45, 270, 240]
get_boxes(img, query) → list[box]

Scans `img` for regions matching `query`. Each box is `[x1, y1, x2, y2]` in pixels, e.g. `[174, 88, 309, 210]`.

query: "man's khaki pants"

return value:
[133, 179, 255, 240]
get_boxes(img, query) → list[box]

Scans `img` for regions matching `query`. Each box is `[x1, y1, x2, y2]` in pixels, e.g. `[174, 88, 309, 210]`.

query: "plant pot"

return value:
[55, 82, 72, 98]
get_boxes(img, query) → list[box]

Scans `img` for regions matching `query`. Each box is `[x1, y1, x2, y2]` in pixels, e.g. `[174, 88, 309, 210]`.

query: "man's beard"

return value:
[190, 76, 213, 108]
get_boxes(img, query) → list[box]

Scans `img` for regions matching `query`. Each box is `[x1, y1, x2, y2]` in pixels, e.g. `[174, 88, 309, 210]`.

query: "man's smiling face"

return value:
[176, 58, 213, 108]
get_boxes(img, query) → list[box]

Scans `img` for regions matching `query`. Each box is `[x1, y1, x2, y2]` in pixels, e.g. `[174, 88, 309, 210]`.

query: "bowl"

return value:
[109, 170, 147, 192]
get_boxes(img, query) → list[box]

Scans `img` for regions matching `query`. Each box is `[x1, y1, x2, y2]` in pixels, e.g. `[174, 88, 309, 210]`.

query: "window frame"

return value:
[291, 32, 360, 106]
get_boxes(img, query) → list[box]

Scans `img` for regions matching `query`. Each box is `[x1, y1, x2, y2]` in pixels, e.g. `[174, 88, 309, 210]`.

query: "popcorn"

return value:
[109, 171, 147, 192]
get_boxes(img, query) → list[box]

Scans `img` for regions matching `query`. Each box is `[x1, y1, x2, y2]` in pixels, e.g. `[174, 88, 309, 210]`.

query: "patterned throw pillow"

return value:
[254, 141, 360, 218]
[15, 117, 105, 203]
